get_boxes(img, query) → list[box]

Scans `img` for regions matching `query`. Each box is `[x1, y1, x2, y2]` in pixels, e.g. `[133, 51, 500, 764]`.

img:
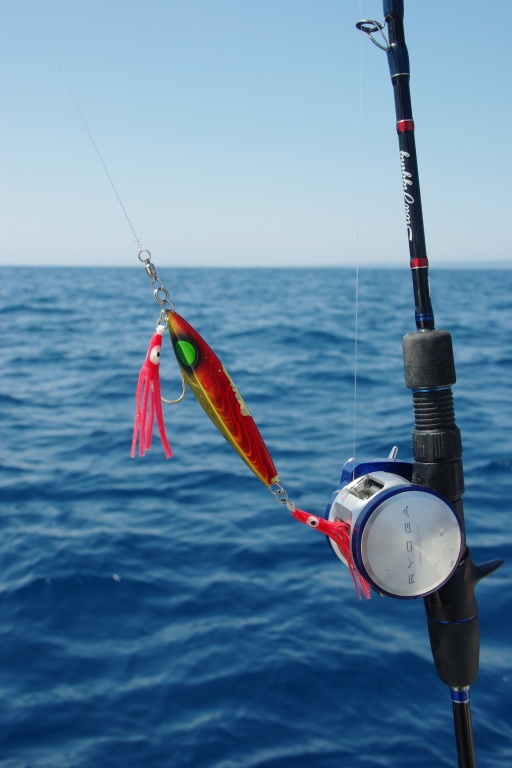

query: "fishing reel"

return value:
[325, 449, 464, 599]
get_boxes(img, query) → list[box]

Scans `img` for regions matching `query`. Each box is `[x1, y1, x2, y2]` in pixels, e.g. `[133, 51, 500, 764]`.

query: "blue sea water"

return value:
[1, 266, 511, 768]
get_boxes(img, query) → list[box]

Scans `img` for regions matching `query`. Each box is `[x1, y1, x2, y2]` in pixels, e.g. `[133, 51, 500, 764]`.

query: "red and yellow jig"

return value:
[167, 310, 279, 487]
[132, 250, 370, 598]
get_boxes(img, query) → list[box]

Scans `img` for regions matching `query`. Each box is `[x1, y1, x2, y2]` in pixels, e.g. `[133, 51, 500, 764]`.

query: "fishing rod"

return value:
[327, 2, 504, 766]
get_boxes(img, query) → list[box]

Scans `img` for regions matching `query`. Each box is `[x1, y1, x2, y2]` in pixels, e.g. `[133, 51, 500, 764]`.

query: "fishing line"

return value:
[352, 0, 365, 467]
[28, 0, 141, 248]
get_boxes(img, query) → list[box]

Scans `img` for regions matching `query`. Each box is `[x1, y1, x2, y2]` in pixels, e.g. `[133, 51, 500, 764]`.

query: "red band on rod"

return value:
[410, 257, 428, 269]
[397, 119, 415, 133]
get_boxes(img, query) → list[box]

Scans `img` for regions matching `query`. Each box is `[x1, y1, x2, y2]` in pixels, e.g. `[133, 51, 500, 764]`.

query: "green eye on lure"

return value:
[167, 310, 279, 487]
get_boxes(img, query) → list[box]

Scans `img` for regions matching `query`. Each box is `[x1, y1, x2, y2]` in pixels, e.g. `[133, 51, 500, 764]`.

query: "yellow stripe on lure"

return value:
[167, 310, 279, 487]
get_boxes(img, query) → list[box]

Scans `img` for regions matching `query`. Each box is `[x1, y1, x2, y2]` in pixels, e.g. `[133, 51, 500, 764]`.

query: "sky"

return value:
[2, 0, 511, 268]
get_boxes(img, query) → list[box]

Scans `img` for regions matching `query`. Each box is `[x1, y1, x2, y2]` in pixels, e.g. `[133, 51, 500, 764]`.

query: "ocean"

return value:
[1, 266, 511, 767]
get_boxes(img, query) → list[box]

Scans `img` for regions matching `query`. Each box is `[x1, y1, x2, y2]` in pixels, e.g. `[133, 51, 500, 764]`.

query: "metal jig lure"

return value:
[167, 309, 279, 487]
[132, 249, 364, 597]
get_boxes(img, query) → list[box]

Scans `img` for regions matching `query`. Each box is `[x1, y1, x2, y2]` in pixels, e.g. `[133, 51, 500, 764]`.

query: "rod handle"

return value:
[424, 549, 503, 686]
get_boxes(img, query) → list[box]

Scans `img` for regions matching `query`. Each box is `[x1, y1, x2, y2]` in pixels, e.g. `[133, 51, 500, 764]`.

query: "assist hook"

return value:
[161, 373, 187, 405]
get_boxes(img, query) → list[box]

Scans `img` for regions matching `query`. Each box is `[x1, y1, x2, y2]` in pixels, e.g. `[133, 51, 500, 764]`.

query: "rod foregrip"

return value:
[403, 330, 456, 390]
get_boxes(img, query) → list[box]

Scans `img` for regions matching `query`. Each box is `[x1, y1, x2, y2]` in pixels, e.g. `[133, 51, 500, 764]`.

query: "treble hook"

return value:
[356, 19, 390, 51]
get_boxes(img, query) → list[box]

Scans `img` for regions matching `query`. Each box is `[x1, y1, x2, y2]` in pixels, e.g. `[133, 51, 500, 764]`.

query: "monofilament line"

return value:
[352, 1, 365, 468]
[28, 0, 141, 248]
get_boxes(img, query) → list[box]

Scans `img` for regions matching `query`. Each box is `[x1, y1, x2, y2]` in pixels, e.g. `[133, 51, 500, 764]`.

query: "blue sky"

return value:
[2, 0, 510, 267]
